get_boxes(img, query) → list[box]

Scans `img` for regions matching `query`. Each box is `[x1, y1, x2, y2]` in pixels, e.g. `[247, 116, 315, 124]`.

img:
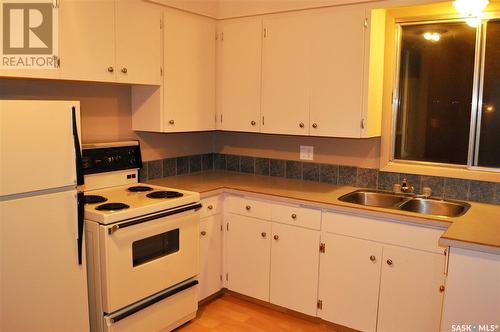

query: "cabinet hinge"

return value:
[220, 224, 223, 231]
[160, 67, 163, 76]
[263, 28, 267, 38]
[225, 273, 229, 281]
[220, 274, 223, 281]
[221, 113, 223, 123]
[262, 116, 265, 126]
[361, 118, 366, 129]
[221, 32, 224, 41]
[226, 222, 229, 231]
[319, 243, 326, 253]
[364, 18, 368, 28]
[317, 299, 323, 310]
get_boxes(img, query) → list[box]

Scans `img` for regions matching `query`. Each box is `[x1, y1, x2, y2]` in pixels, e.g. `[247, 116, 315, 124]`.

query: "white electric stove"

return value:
[82, 141, 200, 332]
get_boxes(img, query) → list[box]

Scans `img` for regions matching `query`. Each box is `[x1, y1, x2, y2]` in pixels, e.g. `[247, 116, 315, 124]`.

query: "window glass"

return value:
[394, 22, 477, 165]
[132, 229, 179, 267]
[477, 20, 500, 168]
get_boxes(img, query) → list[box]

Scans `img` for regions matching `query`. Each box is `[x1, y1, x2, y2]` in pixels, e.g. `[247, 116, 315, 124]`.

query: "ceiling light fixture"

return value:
[453, 0, 489, 27]
[423, 32, 441, 42]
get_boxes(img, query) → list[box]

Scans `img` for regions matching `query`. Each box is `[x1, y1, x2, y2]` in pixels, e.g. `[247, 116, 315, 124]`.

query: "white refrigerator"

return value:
[0, 100, 90, 331]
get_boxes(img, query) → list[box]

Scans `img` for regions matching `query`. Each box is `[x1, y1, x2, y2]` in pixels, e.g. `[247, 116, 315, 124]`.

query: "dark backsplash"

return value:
[140, 153, 500, 205]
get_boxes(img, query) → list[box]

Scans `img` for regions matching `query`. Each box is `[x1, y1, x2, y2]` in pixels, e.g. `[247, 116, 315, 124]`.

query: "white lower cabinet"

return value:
[225, 214, 272, 302]
[198, 215, 222, 301]
[270, 223, 320, 316]
[319, 233, 382, 332]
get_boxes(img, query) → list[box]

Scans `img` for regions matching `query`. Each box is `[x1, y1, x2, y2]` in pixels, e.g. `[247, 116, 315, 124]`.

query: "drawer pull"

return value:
[370, 255, 376, 262]
[245, 205, 251, 211]
[207, 205, 213, 210]
[261, 232, 267, 238]
[439, 285, 445, 292]
[291, 213, 297, 219]
[107, 66, 114, 73]
[386, 259, 393, 266]
[273, 235, 279, 241]
[299, 122, 305, 128]
[200, 231, 207, 236]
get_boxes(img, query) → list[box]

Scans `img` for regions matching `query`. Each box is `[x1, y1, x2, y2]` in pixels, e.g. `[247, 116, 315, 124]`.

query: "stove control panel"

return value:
[82, 141, 142, 175]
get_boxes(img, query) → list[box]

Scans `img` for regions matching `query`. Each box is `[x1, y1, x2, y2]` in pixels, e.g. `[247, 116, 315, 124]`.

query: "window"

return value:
[393, 19, 500, 170]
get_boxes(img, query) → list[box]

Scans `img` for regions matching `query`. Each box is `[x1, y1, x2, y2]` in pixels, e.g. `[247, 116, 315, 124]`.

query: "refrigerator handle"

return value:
[72, 106, 84, 186]
[77, 192, 85, 265]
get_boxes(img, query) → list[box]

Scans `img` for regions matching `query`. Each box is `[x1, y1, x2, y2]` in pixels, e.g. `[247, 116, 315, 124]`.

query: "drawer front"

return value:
[200, 196, 221, 218]
[271, 204, 321, 230]
[322, 211, 445, 253]
[225, 196, 271, 220]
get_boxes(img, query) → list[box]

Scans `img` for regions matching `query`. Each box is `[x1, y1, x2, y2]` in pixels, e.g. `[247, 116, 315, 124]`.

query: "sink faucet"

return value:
[401, 178, 414, 193]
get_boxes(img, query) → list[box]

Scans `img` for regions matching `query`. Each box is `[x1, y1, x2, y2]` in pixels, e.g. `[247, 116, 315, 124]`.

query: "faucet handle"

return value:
[422, 187, 432, 198]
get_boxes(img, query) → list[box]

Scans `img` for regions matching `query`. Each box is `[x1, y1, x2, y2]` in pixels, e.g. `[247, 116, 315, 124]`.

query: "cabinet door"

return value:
[261, 14, 310, 135]
[309, 6, 366, 138]
[163, 10, 216, 132]
[270, 223, 320, 316]
[198, 216, 222, 301]
[59, 0, 115, 82]
[226, 214, 271, 302]
[319, 233, 382, 332]
[219, 19, 262, 132]
[377, 245, 446, 332]
[115, 0, 161, 85]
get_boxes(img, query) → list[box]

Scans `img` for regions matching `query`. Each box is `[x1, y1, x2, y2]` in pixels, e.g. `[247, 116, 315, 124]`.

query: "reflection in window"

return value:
[394, 22, 477, 165]
[477, 20, 500, 168]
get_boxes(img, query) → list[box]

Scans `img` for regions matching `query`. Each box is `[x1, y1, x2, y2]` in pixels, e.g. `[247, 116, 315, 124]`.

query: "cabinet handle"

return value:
[312, 123, 318, 129]
[169, 120, 175, 125]
[107, 66, 114, 73]
[386, 259, 393, 266]
[291, 213, 297, 219]
[121, 67, 128, 74]
[245, 205, 251, 211]
[370, 255, 376, 262]
[273, 235, 279, 240]
[207, 205, 213, 210]
[299, 122, 305, 128]
[439, 285, 445, 292]
[261, 232, 267, 238]
[251, 120, 256, 126]
[200, 231, 207, 236]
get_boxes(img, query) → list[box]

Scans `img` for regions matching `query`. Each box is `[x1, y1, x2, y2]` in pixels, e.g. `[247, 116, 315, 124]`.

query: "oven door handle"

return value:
[106, 279, 199, 324]
[108, 203, 202, 235]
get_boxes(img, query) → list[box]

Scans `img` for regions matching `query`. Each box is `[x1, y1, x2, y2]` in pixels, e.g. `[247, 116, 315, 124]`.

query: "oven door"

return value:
[100, 203, 200, 313]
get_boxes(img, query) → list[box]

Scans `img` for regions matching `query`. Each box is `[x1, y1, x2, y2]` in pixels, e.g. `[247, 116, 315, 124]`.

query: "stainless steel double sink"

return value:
[338, 189, 470, 218]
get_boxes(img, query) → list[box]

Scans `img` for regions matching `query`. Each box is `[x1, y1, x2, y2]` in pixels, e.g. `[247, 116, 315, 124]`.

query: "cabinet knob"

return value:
[207, 205, 213, 210]
[121, 67, 128, 74]
[386, 259, 393, 266]
[370, 255, 376, 262]
[107, 66, 114, 73]
[312, 123, 318, 129]
[439, 285, 445, 293]
[273, 235, 279, 240]
[299, 122, 305, 128]
[251, 120, 256, 126]
[169, 120, 175, 125]
[291, 213, 297, 219]
[261, 232, 267, 238]
[245, 205, 251, 211]
[200, 231, 207, 236]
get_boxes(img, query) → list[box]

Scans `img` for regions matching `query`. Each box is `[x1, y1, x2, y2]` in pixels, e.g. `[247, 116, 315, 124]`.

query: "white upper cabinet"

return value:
[261, 14, 311, 136]
[59, 0, 161, 84]
[310, 5, 367, 138]
[59, 0, 116, 82]
[218, 19, 262, 132]
[115, 0, 162, 85]
[163, 10, 216, 132]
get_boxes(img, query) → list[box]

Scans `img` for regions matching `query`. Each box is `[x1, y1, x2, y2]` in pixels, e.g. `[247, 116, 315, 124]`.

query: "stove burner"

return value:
[96, 203, 130, 211]
[127, 186, 153, 192]
[146, 191, 184, 199]
[84, 195, 107, 204]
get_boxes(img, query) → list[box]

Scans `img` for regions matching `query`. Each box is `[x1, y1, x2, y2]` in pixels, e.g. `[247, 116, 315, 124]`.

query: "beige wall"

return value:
[214, 132, 381, 168]
[0, 78, 214, 161]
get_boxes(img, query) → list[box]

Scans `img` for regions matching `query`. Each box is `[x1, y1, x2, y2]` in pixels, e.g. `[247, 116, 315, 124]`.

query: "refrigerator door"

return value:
[0, 189, 90, 332]
[0, 100, 82, 196]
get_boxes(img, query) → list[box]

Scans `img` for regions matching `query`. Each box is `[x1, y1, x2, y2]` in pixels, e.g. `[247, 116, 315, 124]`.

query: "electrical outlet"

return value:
[300, 145, 314, 161]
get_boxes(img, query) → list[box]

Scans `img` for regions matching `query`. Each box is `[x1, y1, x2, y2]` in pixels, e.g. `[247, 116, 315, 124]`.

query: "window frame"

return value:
[379, 2, 500, 182]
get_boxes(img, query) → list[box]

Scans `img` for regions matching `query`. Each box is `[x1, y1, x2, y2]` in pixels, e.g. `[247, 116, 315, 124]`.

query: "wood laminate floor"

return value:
[176, 294, 339, 332]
